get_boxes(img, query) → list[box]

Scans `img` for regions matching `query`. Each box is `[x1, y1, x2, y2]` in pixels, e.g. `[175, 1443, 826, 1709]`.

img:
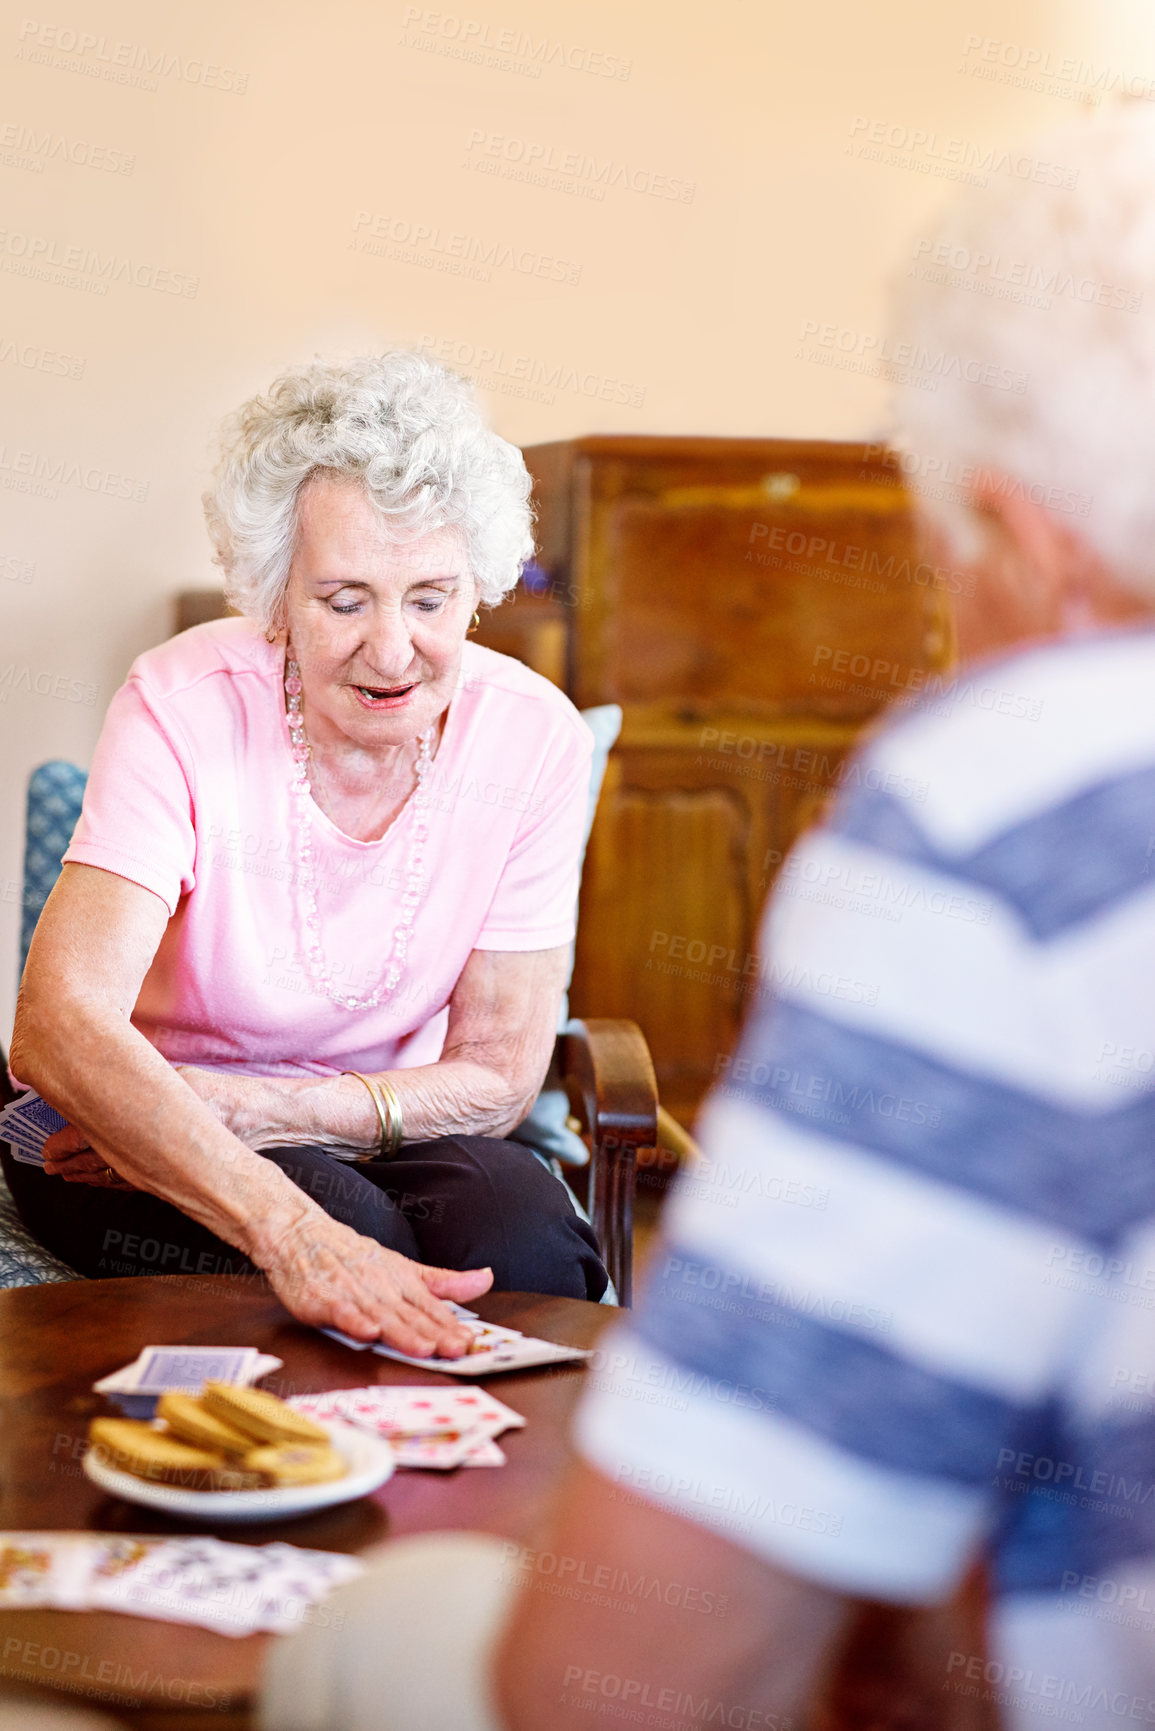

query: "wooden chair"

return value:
[561, 1019, 657, 1307]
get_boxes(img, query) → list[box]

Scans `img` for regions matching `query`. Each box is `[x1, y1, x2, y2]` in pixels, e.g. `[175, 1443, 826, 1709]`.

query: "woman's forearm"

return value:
[255, 1057, 536, 1151]
[11, 997, 327, 1266]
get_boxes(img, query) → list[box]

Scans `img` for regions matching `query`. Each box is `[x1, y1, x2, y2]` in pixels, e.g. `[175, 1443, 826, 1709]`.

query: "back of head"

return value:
[887, 103, 1155, 600]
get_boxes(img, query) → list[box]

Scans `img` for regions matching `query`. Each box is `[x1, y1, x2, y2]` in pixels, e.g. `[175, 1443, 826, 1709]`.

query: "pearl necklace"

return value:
[284, 653, 434, 1011]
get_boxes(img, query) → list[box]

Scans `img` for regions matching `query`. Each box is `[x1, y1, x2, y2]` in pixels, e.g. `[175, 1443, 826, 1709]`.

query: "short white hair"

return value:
[203, 352, 534, 625]
[887, 103, 1155, 597]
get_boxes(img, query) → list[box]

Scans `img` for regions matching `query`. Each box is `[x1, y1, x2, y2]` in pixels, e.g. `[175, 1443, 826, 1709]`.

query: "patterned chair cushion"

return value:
[0, 1160, 80, 1287]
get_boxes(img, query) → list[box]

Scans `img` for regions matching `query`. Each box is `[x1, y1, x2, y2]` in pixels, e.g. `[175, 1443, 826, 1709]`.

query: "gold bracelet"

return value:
[374, 1076, 404, 1158]
[341, 1071, 389, 1161]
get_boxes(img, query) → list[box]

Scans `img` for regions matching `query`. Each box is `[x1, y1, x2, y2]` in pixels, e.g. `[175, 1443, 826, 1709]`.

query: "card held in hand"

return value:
[0, 1091, 67, 1165]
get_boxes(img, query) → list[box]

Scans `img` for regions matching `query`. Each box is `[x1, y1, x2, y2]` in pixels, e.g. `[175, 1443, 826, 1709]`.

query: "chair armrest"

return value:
[561, 1018, 658, 1307]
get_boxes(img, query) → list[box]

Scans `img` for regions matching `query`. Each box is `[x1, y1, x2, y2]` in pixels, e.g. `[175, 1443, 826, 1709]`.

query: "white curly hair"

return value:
[203, 351, 535, 626]
[887, 102, 1155, 597]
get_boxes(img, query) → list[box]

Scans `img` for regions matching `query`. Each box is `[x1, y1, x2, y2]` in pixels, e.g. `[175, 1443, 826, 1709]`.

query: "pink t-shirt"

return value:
[64, 619, 593, 1078]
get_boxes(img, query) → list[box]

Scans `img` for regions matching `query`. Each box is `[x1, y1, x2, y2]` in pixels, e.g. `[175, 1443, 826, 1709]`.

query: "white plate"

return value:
[82, 1421, 394, 1524]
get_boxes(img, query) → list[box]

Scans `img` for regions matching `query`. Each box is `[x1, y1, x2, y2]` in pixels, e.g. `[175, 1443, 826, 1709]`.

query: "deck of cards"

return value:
[0, 1090, 66, 1165]
[322, 1304, 591, 1376]
[94, 1346, 284, 1418]
[290, 1385, 526, 1470]
[0, 1533, 363, 1636]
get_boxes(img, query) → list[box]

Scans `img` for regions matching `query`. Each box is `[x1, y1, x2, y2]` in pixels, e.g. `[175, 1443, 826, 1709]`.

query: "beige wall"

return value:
[2, 0, 1153, 1033]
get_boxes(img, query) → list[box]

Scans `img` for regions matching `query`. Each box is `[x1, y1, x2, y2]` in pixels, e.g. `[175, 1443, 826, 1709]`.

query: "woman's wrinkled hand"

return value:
[41, 1124, 137, 1189]
[175, 1066, 290, 1150]
[260, 1211, 494, 1358]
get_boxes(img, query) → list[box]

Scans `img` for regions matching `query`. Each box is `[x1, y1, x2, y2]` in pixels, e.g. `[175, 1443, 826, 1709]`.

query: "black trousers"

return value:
[3, 1137, 608, 1302]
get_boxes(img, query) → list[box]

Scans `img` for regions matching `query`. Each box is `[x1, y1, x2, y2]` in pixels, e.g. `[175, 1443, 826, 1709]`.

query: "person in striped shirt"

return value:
[260, 105, 1155, 1731]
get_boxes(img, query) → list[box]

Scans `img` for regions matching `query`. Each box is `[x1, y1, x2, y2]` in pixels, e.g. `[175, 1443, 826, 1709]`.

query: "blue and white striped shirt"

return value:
[578, 630, 1155, 1726]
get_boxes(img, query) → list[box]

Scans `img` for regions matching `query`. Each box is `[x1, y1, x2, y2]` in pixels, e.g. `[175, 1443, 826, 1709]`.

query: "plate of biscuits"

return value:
[83, 1381, 394, 1522]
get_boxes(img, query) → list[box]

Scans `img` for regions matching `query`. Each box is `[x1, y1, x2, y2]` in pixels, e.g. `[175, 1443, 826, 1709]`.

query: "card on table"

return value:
[0, 1533, 364, 1636]
[289, 1385, 525, 1470]
[321, 1316, 589, 1376]
[93, 1346, 285, 1418]
[88, 1536, 364, 1636]
[0, 1534, 95, 1609]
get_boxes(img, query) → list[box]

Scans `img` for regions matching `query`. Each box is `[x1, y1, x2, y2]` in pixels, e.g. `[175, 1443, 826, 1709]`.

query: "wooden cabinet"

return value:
[518, 436, 953, 1127]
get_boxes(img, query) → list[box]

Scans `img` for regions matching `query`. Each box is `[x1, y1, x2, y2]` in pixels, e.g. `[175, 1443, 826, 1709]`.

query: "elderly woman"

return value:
[9, 353, 607, 1355]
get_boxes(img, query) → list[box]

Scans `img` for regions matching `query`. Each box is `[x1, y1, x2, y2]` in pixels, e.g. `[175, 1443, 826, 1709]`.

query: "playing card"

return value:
[136, 1347, 255, 1388]
[0, 1534, 94, 1608]
[388, 1428, 490, 1469]
[367, 1321, 590, 1376]
[94, 1347, 285, 1418]
[462, 1437, 507, 1466]
[289, 1385, 525, 1469]
[319, 1327, 372, 1351]
[0, 1092, 67, 1160]
[88, 1536, 363, 1637]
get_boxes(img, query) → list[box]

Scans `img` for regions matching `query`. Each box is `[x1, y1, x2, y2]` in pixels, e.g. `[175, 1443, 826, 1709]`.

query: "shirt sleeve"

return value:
[473, 717, 594, 952]
[63, 675, 197, 915]
[575, 775, 1113, 1605]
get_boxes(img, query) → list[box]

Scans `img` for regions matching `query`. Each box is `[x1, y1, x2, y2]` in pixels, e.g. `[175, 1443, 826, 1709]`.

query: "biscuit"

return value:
[156, 1393, 256, 1456]
[88, 1417, 266, 1492]
[201, 1382, 329, 1445]
[244, 1444, 346, 1486]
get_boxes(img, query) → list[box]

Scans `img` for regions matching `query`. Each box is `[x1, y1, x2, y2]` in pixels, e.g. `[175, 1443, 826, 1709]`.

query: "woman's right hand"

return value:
[259, 1211, 494, 1358]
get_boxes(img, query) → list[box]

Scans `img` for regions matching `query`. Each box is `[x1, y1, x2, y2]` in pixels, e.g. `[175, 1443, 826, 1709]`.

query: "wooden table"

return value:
[0, 1277, 613, 1728]
[0, 1277, 994, 1731]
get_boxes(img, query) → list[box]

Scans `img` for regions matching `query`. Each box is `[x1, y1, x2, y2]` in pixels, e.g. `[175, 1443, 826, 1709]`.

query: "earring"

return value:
[468, 611, 481, 635]
[265, 627, 277, 644]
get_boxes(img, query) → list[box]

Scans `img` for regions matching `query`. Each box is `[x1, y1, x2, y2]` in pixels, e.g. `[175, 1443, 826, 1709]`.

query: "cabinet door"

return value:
[571, 724, 864, 1124]
[573, 468, 950, 717]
